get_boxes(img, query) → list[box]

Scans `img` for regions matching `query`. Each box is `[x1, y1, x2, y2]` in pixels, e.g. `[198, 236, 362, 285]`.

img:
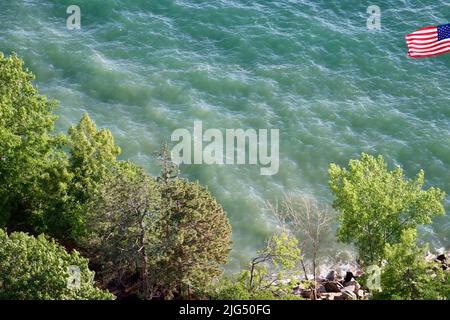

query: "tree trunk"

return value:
[300, 259, 309, 280]
[139, 216, 149, 299]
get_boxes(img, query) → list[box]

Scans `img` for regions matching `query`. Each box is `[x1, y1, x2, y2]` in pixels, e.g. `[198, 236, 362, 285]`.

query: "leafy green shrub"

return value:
[374, 229, 449, 300]
[211, 231, 303, 300]
[329, 153, 445, 265]
[0, 229, 114, 300]
[212, 277, 252, 300]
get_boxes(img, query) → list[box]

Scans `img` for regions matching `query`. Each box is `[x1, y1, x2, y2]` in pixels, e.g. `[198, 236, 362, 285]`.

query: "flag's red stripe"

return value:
[409, 46, 450, 57]
[407, 29, 437, 35]
[409, 45, 450, 56]
[407, 35, 438, 42]
[406, 31, 437, 39]
[408, 39, 450, 52]
[406, 33, 437, 40]
[406, 37, 437, 43]
[407, 38, 438, 45]
[408, 41, 440, 49]
[408, 39, 448, 49]
[409, 43, 450, 54]
[415, 26, 437, 31]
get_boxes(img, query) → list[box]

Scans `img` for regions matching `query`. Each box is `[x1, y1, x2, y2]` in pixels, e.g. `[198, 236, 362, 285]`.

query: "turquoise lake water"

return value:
[1, 0, 449, 268]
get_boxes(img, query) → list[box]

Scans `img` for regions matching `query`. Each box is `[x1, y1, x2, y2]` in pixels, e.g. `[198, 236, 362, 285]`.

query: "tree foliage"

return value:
[68, 112, 121, 201]
[374, 229, 449, 300]
[0, 229, 114, 300]
[211, 230, 303, 300]
[0, 52, 67, 232]
[86, 151, 233, 299]
[329, 153, 445, 265]
[60, 112, 122, 239]
[0, 53, 114, 240]
[154, 177, 232, 298]
[85, 161, 160, 299]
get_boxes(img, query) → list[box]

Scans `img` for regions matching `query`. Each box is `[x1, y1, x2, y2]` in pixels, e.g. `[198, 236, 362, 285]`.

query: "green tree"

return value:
[329, 153, 445, 265]
[0, 229, 114, 300]
[25, 112, 121, 241]
[374, 229, 449, 300]
[85, 161, 160, 299]
[62, 113, 121, 239]
[154, 177, 232, 298]
[156, 143, 179, 183]
[68, 112, 121, 200]
[87, 149, 232, 300]
[0, 52, 67, 231]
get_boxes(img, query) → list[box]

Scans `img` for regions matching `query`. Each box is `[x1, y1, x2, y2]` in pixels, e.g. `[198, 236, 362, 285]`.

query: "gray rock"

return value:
[342, 289, 357, 300]
[437, 253, 447, 262]
[320, 292, 343, 301]
[344, 271, 354, 283]
[342, 285, 356, 293]
[334, 293, 345, 300]
[324, 281, 343, 293]
[343, 280, 361, 291]
[293, 283, 305, 291]
[326, 270, 336, 281]
[318, 284, 327, 294]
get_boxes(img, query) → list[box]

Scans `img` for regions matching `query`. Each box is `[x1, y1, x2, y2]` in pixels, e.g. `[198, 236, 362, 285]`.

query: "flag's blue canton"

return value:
[438, 24, 450, 41]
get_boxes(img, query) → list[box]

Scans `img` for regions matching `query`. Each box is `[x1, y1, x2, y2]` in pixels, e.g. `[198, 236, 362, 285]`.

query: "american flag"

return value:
[406, 23, 450, 58]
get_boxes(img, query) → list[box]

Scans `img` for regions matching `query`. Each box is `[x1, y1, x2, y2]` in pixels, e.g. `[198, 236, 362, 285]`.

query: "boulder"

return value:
[320, 292, 344, 301]
[324, 281, 343, 293]
[344, 271, 354, 283]
[316, 275, 325, 283]
[343, 280, 361, 291]
[293, 282, 305, 291]
[292, 286, 302, 295]
[326, 270, 337, 281]
[342, 285, 356, 293]
[320, 293, 331, 300]
[342, 289, 357, 300]
[425, 252, 436, 261]
[334, 293, 345, 301]
[436, 254, 448, 270]
[437, 253, 447, 262]
[318, 284, 327, 294]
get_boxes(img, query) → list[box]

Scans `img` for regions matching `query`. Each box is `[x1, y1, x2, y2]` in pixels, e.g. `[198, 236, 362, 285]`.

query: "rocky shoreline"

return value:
[291, 252, 448, 300]
[292, 270, 368, 300]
